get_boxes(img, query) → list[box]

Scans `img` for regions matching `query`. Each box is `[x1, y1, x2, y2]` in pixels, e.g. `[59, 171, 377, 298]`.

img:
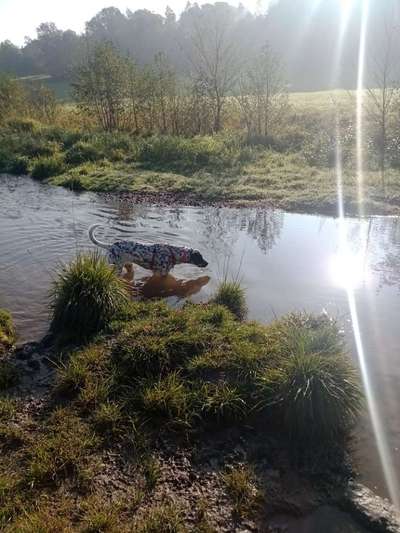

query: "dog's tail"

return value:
[88, 224, 110, 250]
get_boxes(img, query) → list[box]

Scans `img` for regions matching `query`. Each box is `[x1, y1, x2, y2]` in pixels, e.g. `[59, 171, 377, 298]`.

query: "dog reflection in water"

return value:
[120, 263, 209, 299]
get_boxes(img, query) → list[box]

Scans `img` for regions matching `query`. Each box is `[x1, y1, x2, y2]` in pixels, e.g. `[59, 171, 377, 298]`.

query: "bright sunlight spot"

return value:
[330, 251, 369, 289]
[339, 0, 354, 10]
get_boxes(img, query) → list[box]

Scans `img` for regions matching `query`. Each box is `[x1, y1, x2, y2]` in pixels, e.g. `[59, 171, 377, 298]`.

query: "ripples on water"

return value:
[1, 175, 400, 503]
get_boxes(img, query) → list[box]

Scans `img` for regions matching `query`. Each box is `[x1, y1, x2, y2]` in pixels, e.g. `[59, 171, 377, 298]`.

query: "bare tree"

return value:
[366, 20, 399, 190]
[236, 45, 288, 140]
[188, 9, 239, 133]
[73, 43, 128, 131]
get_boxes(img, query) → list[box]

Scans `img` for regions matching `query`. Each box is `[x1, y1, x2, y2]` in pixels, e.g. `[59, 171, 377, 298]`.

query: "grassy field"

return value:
[49, 151, 398, 216]
[1, 85, 398, 217]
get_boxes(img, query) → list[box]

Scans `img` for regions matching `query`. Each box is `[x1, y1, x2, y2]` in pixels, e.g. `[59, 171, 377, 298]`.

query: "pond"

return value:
[1, 175, 399, 507]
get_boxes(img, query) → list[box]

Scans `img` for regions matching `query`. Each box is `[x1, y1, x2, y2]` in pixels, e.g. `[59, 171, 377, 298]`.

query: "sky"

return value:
[0, 0, 270, 46]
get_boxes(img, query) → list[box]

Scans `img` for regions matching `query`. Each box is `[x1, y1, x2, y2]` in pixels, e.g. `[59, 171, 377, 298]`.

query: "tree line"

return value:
[1, 0, 400, 91]
[72, 38, 287, 138]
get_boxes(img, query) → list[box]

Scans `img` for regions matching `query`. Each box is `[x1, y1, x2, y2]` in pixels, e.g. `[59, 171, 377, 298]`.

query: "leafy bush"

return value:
[212, 281, 247, 320]
[31, 155, 65, 180]
[50, 252, 129, 342]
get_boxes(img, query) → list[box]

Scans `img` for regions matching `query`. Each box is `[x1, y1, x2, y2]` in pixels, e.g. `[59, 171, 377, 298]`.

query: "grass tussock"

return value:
[211, 281, 247, 320]
[222, 465, 260, 517]
[56, 295, 361, 446]
[0, 309, 16, 354]
[134, 502, 186, 533]
[50, 252, 129, 343]
[31, 155, 65, 180]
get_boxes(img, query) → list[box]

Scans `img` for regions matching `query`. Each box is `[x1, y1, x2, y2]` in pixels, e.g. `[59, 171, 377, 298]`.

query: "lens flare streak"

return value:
[334, 0, 400, 509]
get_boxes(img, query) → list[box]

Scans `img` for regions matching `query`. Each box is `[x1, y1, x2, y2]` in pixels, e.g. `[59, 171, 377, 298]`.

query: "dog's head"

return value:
[189, 249, 208, 268]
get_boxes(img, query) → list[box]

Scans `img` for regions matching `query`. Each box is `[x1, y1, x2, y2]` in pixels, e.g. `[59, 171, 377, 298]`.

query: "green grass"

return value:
[0, 309, 16, 355]
[50, 252, 129, 343]
[134, 502, 185, 533]
[48, 148, 400, 216]
[0, 265, 363, 531]
[27, 407, 99, 488]
[222, 465, 260, 517]
[211, 281, 247, 320]
[55, 293, 361, 444]
[1, 112, 399, 215]
[31, 155, 65, 180]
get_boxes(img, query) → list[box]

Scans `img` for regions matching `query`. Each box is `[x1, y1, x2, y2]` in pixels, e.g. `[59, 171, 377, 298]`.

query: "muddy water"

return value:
[1, 175, 400, 506]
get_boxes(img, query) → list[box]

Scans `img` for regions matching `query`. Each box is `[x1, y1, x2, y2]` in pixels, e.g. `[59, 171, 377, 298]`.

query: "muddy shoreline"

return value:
[5, 338, 400, 532]
[93, 189, 400, 218]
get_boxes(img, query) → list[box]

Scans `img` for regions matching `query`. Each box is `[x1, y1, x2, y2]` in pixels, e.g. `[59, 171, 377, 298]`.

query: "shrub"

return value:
[50, 252, 129, 342]
[211, 281, 247, 320]
[258, 352, 362, 444]
[31, 155, 65, 180]
[0, 309, 16, 354]
[65, 141, 102, 165]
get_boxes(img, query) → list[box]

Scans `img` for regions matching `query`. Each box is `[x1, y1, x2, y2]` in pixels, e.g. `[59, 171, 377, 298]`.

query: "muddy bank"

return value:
[95, 189, 400, 218]
[3, 339, 399, 532]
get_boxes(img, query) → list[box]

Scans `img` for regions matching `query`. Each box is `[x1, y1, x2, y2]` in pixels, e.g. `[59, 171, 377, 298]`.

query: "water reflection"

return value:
[134, 273, 211, 300]
[201, 208, 284, 256]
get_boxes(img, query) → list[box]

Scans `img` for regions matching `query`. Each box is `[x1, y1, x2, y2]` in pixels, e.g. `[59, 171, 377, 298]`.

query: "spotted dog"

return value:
[89, 224, 208, 276]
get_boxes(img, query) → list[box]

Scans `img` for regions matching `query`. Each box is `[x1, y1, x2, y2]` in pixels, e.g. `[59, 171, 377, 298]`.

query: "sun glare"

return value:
[330, 251, 368, 289]
[339, 0, 353, 10]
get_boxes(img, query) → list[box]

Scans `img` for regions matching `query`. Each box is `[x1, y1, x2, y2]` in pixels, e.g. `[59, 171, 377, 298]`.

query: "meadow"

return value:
[0, 85, 398, 217]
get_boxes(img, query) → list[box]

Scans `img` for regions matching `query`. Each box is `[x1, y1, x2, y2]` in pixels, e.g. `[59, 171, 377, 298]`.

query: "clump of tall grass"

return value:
[8, 155, 30, 175]
[31, 155, 65, 180]
[211, 281, 247, 320]
[55, 300, 362, 451]
[50, 252, 129, 343]
[0, 309, 16, 354]
[65, 141, 103, 165]
[280, 353, 362, 444]
[222, 465, 260, 517]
